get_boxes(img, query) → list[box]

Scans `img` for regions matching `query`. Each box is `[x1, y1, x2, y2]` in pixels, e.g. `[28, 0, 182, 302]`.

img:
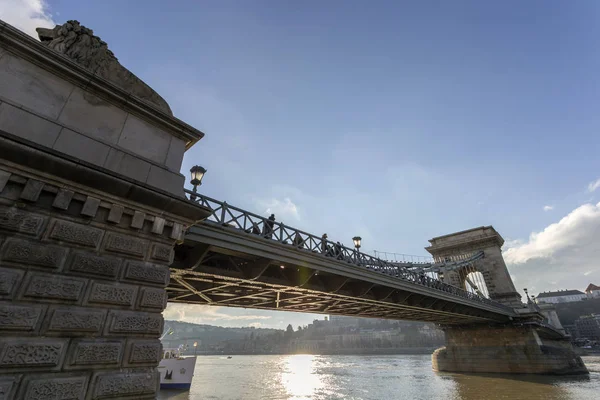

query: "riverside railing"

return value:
[185, 189, 514, 313]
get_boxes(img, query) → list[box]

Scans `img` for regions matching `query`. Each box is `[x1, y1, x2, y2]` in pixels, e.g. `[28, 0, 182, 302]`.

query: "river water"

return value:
[158, 354, 600, 400]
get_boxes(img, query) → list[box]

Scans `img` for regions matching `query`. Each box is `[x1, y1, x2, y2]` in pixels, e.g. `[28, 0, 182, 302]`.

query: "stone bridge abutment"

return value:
[0, 20, 210, 399]
[426, 227, 587, 375]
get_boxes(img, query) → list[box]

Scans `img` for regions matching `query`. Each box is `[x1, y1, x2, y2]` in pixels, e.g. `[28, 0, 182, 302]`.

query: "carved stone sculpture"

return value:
[36, 20, 172, 115]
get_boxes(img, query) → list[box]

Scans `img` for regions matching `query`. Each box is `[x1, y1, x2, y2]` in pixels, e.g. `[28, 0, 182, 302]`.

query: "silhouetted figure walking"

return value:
[321, 233, 328, 254]
[292, 232, 305, 248]
[334, 241, 343, 260]
[264, 214, 275, 239]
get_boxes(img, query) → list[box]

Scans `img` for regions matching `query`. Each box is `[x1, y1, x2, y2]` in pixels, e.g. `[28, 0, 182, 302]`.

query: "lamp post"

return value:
[193, 341, 198, 356]
[352, 236, 361, 261]
[189, 165, 206, 201]
[523, 288, 531, 303]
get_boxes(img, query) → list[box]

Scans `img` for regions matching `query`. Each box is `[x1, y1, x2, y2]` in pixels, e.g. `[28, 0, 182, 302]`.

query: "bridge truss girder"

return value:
[169, 231, 513, 324]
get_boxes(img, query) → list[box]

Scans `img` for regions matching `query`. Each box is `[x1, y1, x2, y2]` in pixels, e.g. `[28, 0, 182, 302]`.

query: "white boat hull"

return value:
[158, 356, 197, 390]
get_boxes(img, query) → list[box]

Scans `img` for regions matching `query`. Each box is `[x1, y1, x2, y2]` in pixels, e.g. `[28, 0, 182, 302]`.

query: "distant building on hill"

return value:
[535, 289, 586, 304]
[574, 314, 600, 341]
[585, 283, 600, 299]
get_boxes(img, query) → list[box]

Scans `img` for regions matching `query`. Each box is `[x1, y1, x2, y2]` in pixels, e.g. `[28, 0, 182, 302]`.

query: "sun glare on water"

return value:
[280, 355, 324, 399]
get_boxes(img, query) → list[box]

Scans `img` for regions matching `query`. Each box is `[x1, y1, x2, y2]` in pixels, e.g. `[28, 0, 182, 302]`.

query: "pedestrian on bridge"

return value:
[263, 214, 276, 239]
[321, 233, 328, 254]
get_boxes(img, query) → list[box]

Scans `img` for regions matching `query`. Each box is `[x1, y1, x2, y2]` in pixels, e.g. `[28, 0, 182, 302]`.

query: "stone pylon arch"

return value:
[425, 226, 522, 308]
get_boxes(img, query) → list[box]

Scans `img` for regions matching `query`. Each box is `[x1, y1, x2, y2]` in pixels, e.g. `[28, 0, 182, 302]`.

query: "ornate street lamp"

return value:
[352, 236, 362, 261]
[352, 236, 362, 250]
[523, 288, 531, 303]
[189, 165, 206, 201]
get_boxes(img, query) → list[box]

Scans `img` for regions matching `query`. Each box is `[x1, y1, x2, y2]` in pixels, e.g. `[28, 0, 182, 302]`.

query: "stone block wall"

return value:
[432, 324, 588, 375]
[426, 226, 522, 308]
[0, 163, 190, 399]
[0, 21, 205, 197]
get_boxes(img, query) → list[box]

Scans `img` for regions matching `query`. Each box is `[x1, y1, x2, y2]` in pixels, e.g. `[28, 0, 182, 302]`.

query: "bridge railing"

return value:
[185, 190, 514, 313]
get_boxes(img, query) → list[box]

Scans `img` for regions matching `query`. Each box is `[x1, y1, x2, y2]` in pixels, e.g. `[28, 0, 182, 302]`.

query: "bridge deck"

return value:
[170, 191, 516, 324]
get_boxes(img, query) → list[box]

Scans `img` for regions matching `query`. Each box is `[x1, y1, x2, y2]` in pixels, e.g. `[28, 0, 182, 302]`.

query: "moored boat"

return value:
[158, 347, 197, 390]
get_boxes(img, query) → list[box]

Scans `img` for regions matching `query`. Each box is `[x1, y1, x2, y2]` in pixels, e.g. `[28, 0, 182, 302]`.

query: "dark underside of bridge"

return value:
[168, 225, 513, 325]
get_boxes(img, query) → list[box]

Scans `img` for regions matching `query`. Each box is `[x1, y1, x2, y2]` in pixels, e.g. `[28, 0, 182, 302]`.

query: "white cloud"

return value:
[543, 205, 553, 211]
[258, 197, 300, 221]
[163, 304, 271, 326]
[0, 0, 55, 38]
[248, 322, 262, 328]
[504, 202, 600, 294]
[588, 178, 600, 193]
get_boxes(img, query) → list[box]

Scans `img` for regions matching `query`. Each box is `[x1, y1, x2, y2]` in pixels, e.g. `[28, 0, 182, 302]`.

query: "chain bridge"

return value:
[0, 20, 587, 400]
[171, 191, 516, 325]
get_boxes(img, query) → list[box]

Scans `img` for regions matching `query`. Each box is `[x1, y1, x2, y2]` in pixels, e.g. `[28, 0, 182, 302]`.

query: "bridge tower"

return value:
[0, 21, 211, 398]
[425, 226, 522, 308]
[427, 227, 587, 375]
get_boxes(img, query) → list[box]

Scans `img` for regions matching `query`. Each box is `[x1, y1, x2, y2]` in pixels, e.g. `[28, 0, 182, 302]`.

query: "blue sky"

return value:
[4, 0, 600, 329]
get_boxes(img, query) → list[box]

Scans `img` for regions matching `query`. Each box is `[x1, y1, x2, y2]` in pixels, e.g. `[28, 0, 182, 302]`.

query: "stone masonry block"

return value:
[0, 169, 10, 192]
[103, 148, 151, 184]
[19, 179, 44, 202]
[117, 114, 171, 165]
[81, 197, 101, 218]
[138, 287, 168, 310]
[104, 310, 163, 336]
[49, 219, 104, 248]
[52, 189, 75, 210]
[146, 165, 185, 196]
[165, 136, 186, 172]
[86, 281, 137, 308]
[44, 306, 107, 336]
[150, 243, 173, 264]
[20, 272, 86, 303]
[0, 206, 47, 236]
[1, 238, 67, 269]
[64, 339, 124, 370]
[122, 261, 170, 287]
[0, 52, 74, 120]
[150, 217, 165, 235]
[123, 339, 162, 367]
[107, 204, 124, 224]
[0, 375, 21, 400]
[57, 87, 128, 145]
[0, 302, 46, 333]
[0, 102, 62, 148]
[53, 128, 110, 168]
[104, 233, 148, 258]
[66, 252, 121, 279]
[89, 369, 159, 400]
[0, 338, 69, 372]
[18, 373, 88, 400]
[131, 211, 146, 229]
[0, 266, 24, 299]
[170, 222, 183, 240]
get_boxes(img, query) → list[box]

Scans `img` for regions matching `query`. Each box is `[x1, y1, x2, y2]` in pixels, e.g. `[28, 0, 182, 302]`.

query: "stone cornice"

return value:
[0, 19, 205, 149]
[0, 130, 211, 224]
[426, 231, 504, 255]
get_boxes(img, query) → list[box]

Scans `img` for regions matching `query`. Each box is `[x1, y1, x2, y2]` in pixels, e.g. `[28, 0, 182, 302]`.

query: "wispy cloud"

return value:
[257, 197, 300, 221]
[543, 205, 553, 211]
[588, 178, 600, 193]
[163, 304, 272, 326]
[0, 0, 55, 38]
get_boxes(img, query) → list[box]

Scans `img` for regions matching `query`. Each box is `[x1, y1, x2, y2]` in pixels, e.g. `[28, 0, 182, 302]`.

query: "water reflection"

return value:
[280, 355, 324, 399]
[443, 372, 591, 400]
[156, 355, 600, 400]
